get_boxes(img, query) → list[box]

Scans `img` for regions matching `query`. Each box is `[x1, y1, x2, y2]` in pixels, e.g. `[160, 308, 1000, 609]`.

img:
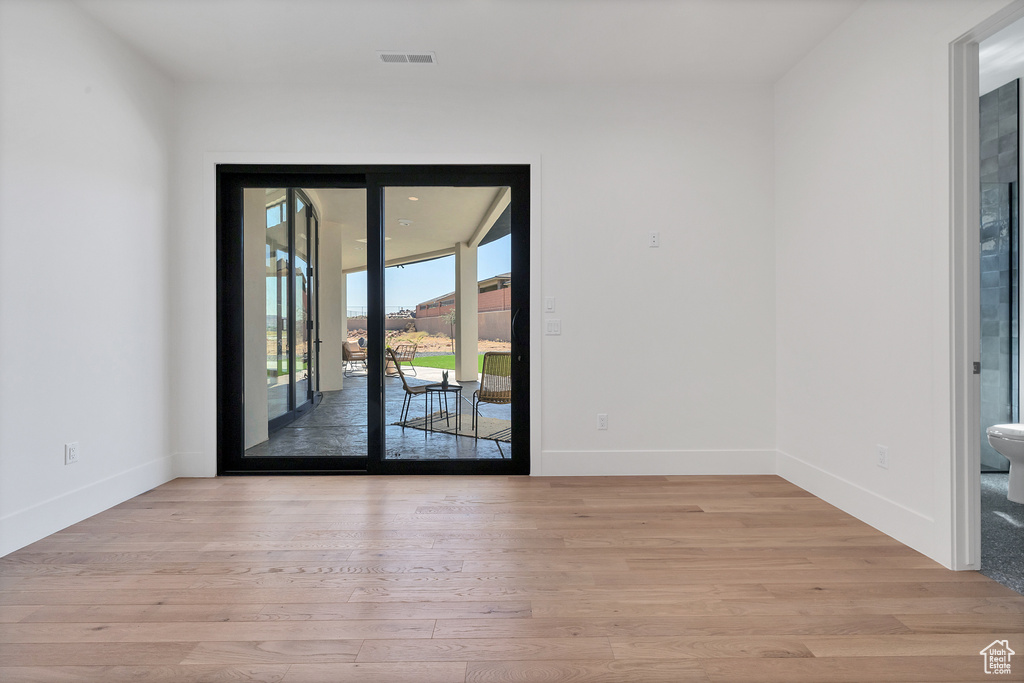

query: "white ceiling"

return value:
[305, 186, 507, 272]
[74, 0, 864, 86]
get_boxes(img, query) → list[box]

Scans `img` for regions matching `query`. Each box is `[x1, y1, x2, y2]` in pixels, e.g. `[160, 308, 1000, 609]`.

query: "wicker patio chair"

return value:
[388, 347, 432, 427]
[472, 352, 512, 440]
[342, 341, 367, 376]
[389, 342, 418, 376]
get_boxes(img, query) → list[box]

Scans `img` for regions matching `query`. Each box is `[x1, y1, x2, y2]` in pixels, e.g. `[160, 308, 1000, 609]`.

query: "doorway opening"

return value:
[978, 32, 1024, 593]
[216, 165, 530, 475]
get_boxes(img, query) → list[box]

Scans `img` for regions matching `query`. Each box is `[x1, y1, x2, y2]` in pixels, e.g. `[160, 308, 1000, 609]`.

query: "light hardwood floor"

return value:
[1, 475, 1021, 682]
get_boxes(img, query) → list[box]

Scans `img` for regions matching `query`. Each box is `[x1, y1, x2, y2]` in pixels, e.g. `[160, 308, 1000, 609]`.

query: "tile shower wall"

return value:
[980, 79, 1019, 471]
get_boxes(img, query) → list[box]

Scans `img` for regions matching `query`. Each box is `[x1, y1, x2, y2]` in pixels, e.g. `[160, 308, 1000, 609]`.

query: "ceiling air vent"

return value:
[378, 51, 437, 64]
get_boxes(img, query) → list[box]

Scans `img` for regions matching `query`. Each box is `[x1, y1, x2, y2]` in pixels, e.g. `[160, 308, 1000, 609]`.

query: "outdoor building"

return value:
[415, 272, 512, 318]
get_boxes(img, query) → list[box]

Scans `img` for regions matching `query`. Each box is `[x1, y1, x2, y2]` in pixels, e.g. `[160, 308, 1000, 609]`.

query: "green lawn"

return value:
[409, 354, 484, 372]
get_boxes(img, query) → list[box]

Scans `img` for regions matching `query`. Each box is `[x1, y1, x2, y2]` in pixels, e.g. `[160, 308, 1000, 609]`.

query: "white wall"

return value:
[5, 0, 1017, 571]
[774, 0, 1016, 568]
[0, 0, 176, 555]
[170, 81, 778, 478]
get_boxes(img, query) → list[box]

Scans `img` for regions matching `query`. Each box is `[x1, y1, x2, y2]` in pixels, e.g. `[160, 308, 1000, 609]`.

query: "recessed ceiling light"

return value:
[397, 219, 413, 227]
[408, 196, 419, 201]
[355, 237, 392, 243]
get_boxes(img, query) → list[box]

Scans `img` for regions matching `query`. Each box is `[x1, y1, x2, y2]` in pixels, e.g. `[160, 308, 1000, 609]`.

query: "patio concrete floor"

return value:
[244, 369, 511, 461]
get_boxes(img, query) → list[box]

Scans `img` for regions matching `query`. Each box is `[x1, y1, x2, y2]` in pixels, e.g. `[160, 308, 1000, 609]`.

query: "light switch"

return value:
[545, 319, 561, 335]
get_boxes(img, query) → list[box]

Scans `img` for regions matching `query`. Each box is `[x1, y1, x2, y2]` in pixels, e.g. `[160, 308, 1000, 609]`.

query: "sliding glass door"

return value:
[380, 185, 515, 463]
[217, 165, 529, 475]
[264, 190, 290, 424]
[262, 189, 318, 432]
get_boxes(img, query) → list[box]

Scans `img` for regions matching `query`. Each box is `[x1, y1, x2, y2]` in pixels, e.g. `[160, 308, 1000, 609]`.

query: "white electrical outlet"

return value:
[876, 445, 889, 469]
[648, 231, 660, 248]
[597, 413, 608, 430]
[65, 442, 80, 465]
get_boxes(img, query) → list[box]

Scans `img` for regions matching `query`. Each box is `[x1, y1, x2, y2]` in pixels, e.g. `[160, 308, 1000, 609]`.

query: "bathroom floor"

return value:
[981, 472, 1024, 594]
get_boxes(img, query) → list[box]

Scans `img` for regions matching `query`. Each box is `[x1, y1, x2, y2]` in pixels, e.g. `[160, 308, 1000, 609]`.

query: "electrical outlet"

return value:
[597, 413, 608, 430]
[648, 231, 660, 248]
[876, 445, 889, 469]
[65, 442, 80, 465]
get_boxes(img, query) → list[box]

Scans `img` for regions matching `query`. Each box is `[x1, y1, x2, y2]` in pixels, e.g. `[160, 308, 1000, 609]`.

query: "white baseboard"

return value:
[0, 455, 177, 557]
[775, 449, 944, 566]
[538, 449, 777, 476]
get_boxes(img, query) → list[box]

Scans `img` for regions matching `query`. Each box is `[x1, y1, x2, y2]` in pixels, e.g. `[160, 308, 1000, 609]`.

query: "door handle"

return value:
[511, 308, 528, 347]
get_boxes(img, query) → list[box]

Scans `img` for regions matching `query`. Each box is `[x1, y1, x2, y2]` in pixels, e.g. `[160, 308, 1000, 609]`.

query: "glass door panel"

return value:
[382, 186, 513, 461]
[294, 194, 311, 407]
[240, 186, 365, 466]
[315, 187, 368, 461]
[265, 190, 290, 421]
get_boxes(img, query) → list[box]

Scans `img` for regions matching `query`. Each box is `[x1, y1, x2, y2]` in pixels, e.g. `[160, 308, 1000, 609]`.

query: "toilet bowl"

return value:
[986, 424, 1024, 504]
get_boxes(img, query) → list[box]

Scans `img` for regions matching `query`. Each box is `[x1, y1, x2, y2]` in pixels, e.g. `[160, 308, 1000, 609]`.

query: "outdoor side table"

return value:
[425, 384, 462, 436]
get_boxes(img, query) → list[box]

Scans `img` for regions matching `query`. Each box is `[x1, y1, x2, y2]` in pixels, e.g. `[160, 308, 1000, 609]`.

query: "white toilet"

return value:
[985, 424, 1024, 504]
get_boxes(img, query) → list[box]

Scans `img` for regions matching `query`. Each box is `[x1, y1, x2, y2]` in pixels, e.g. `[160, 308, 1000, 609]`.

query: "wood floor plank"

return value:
[590, 567, 997, 586]
[180, 639, 362, 664]
[20, 603, 265, 623]
[762, 581, 1022, 600]
[279, 662, 467, 682]
[0, 587, 356, 606]
[348, 583, 770, 605]
[608, 635, 815, 659]
[0, 560, 463, 578]
[801, 633, 1019, 657]
[1, 474, 1018, 681]
[465, 658, 709, 682]
[433, 615, 914, 638]
[701, 655, 1000, 682]
[354, 637, 614, 662]
[0, 663, 290, 679]
[257, 601, 532, 620]
[0, 619, 435, 643]
[530, 596, 1024, 618]
[0, 665, 289, 682]
[0, 550, 366, 565]
[0, 642, 196, 666]
[895, 613, 1024, 633]
[0, 604, 38, 622]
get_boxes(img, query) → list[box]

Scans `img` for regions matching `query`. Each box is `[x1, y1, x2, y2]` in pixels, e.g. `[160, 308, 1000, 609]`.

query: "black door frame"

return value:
[216, 164, 530, 475]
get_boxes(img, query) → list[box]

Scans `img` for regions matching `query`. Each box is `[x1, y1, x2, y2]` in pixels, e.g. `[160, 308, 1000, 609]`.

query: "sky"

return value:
[346, 233, 511, 314]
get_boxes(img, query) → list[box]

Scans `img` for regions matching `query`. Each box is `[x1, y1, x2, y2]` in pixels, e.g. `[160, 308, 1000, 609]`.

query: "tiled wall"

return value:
[980, 79, 1019, 471]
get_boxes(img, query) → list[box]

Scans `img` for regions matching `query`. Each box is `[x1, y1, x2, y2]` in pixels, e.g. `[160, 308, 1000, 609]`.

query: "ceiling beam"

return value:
[468, 187, 511, 248]
[342, 246, 456, 275]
